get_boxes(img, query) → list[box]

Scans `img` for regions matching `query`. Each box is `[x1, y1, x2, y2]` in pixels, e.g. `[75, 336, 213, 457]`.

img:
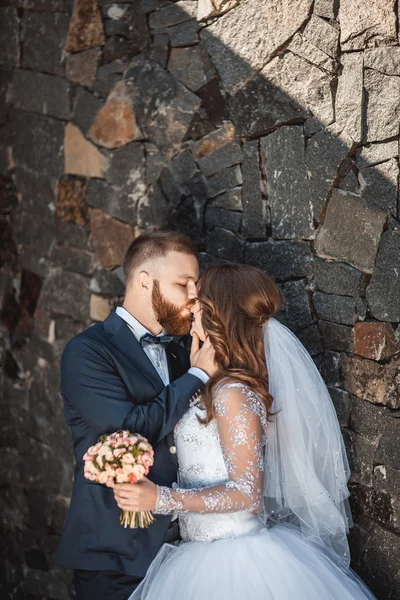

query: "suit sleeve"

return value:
[60, 337, 203, 446]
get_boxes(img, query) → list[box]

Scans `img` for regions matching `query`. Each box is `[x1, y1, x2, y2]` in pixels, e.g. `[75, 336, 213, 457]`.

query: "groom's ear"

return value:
[137, 270, 151, 293]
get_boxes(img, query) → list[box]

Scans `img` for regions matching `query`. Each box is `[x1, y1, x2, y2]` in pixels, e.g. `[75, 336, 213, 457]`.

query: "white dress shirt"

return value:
[115, 307, 209, 386]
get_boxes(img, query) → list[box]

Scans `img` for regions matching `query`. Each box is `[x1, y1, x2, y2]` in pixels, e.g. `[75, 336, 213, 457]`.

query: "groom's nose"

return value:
[187, 281, 197, 299]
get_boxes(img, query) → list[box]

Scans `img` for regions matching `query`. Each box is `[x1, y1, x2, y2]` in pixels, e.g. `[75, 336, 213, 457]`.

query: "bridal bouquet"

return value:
[83, 430, 155, 529]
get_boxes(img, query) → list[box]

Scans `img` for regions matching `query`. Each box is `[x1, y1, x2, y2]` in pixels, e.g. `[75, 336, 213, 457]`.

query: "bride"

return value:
[113, 264, 375, 600]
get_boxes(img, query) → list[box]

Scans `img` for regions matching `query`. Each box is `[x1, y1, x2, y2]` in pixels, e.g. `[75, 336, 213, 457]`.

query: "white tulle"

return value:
[262, 318, 352, 564]
[129, 525, 375, 600]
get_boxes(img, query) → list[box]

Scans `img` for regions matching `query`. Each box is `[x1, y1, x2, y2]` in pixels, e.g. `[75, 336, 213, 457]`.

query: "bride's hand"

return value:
[113, 478, 158, 512]
[190, 333, 217, 377]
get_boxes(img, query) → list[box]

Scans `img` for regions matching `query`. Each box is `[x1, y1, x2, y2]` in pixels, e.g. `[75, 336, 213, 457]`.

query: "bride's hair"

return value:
[197, 264, 283, 424]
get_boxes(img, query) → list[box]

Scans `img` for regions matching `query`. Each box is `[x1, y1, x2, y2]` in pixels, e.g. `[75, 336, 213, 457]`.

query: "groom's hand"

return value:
[190, 332, 217, 377]
[114, 478, 158, 512]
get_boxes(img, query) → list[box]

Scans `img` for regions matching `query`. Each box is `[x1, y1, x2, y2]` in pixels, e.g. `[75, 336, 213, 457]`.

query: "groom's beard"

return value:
[152, 280, 195, 336]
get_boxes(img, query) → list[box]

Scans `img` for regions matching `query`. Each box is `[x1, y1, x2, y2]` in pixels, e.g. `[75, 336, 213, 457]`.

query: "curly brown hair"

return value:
[197, 264, 283, 424]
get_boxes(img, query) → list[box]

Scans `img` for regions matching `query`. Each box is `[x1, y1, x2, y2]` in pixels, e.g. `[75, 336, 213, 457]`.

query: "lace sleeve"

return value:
[154, 383, 266, 515]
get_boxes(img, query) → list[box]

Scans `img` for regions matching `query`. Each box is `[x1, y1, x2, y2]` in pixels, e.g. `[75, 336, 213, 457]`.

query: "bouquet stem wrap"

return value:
[83, 430, 155, 529]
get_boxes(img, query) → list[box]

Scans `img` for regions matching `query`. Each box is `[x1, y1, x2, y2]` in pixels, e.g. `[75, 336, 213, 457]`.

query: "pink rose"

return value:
[98, 471, 109, 484]
[113, 448, 125, 458]
[141, 452, 153, 467]
[122, 464, 134, 475]
[121, 453, 135, 464]
[132, 464, 146, 480]
[138, 442, 151, 452]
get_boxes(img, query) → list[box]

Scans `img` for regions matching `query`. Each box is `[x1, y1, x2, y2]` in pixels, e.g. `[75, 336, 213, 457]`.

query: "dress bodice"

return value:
[172, 383, 267, 542]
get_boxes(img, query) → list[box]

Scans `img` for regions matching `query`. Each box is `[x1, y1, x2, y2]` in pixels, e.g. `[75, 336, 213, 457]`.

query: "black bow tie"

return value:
[140, 333, 174, 348]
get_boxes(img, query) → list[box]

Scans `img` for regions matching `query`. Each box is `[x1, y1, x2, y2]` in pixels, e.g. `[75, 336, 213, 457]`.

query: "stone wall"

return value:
[0, 0, 400, 598]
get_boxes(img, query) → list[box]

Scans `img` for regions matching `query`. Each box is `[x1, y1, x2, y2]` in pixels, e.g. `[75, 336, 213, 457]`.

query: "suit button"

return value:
[169, 446, 177, 454]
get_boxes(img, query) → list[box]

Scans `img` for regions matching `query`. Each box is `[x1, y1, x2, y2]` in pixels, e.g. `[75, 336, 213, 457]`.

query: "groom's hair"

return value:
[123, 230, 197, 285]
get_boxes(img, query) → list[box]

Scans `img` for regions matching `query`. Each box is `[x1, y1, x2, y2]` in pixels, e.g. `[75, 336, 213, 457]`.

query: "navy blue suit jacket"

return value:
[56, 311, 202, 576]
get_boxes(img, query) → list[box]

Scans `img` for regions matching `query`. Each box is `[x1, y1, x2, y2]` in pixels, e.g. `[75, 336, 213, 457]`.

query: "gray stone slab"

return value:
[21, 0, 71, 11]
[328, 386, 351, 427]
[55, 221, 91, 251]
[149, 1, 197, 28]
[146, 148, 167, 185]
[92, 59, 125, 98]
[319, 321, 354, 352]
[212, 188, 242, 211]
[364, 47, 400, 76]
[167, 19, 199, 47]
[108, 142, 145, 192]
[283, 279, 313, 331]
[201, 0, 312, 94]
[315, 189, 387, 273]
[241, 140, 266, 238]
[288, 33, 337, 73]
[12, 111, 64, 178]
[261, 51, 334, 125]
[137, 183, 169, 229]
[198, 141, 242, 177]
[261, 127, 314, 239]
[335, 52, 363, 143]
[149, 33, 169, 68]
[206, 165, 242, 198]
[72, 88, 103, 136]
[125, 55, 200, 157]
[103, 3, 149, 50]
[245, 240, 312, 280]
[160, 166, 186, 207]
[303, 15, 339, 58]
[87, 180, 136, 224]
[297, 323, 324, 356]
[314, 0, 336, 19]
[66, 48, 101, 89]
[39, 269, 90, 322]
[366, 229, 400, 321]
[359, 159, 398, 213]
[50, 246, 94, 277]
[230, 72, 307, 138]
[320, 350, 341, 387]
[375, 418, 400, 470]
[305, 126, 350, 221]
[205, 206, 241, 233]
[313, 291, 357, 325]
[90, 267, 126, 296]
[206, 227, 244, 262]
[168, 45, 213, 93]
[357, 140, 398, 167]
[364, 69, 400, 142]
[0, 8, 19, 67]
[11, 69, 70, 120]
[21, 12, 69, 76]
[339, 0, 397, 51]
[312, 258, 369, 297]
[13, 168, 57, 255]
[0, 66, 12, 124]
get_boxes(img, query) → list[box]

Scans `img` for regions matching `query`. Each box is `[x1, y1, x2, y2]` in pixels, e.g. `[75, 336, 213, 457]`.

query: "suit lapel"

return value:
[105, 312, 164, 392]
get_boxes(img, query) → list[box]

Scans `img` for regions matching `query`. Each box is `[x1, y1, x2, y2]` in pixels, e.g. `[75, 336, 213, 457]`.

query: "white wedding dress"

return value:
[129, 382, 375, 600]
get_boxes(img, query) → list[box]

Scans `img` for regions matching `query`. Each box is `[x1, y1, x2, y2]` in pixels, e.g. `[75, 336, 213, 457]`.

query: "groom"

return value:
[56, 231, 216, 600]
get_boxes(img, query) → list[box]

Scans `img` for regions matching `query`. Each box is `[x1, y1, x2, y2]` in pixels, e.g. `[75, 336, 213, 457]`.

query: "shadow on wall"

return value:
[0, 0, 400, 599]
